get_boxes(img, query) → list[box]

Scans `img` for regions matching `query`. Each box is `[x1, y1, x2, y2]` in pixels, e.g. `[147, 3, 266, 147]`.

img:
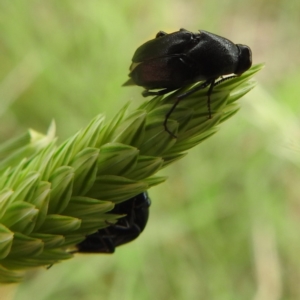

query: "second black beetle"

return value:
[76, 192, 151, 253]
[124, 28, 252, 137]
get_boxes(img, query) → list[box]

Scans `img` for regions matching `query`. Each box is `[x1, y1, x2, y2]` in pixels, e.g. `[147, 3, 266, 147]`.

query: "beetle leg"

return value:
[91, 234, 115, 253]
[176, 80, 212, 100]
[142, 87, 177, 97]
[178, 79, 215, 118]
[206, 80, 216, 119]
[214, 75, 237, 86]
[164, 97, 182, 138]
[75, 229, 116, 253]
[107, 219, 131, 230]
[105, 199, 135, 230]
[106, 213, 132, 230]
[163, 80, 214, 138]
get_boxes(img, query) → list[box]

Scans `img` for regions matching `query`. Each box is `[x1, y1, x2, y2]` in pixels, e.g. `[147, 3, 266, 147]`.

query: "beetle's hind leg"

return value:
[163, 97, 182, 138]
[163, 79, 215, 138]
[205, 80, 216, 119]
[176, 79, 214, 118]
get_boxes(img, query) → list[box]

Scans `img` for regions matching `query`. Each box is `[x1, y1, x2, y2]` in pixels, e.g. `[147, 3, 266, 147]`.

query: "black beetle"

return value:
[124, 28, 252, 137]
[76, 192, 151, 253]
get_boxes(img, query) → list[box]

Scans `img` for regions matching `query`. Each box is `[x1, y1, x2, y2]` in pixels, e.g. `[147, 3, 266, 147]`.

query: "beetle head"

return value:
[235, 44, 252, 75]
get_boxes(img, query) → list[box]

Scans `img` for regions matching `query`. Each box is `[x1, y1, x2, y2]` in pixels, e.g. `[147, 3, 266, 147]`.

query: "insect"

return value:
[76, 192, 151, 253]
[124, 28, 252, 137]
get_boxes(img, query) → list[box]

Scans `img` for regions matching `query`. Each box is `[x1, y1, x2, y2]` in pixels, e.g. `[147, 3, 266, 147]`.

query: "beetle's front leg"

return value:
[214, 75, 237, 86]
[142, 87, 177, 97]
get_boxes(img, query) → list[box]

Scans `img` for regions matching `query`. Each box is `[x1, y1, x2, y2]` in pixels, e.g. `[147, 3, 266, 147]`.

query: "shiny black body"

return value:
[76, 192, 151, 253]
[124, 29, 252, 137]
[125, 28, 252, 90]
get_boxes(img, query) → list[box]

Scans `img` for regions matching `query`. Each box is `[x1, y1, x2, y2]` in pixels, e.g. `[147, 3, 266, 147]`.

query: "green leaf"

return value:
[9, 171, 40, 204]
[73, 114, 105, 154]
[170, 128, 218, 154]
[139, 119, 178, 155]
[8, 232, 44, 257]
[96, 103, 129, 146]
[1, 202, 38, 235]
[70, 148, 99, 196]
[0, 224, 13, 259]
[29, 233, 65, 249]
[63, 197, 115, 232]
[48, 166, 74, 214]
[161, 153, 187, 167]
[0, 123, 56, 174]
[61, 234, 87, 248]
[144, 176, 167, 187]
[50, 135, 77, 172]
[2, 159, 27, 189]
[113, 110, 147, 147]
[227, 80, 256, 104]
[0, 189, 14, 219]
[38, 214, 81, 234]
[176, 114, 221, 142]
[25, 141, 56, 179]
[88, 175, 148, 203]
[219, 106, 240, 123]
[71, 215, 117, 234]
[28, 181, 51, 231]
[63, 196, 114, 217]
[123, 155, 164, 180]
[1, 249, 73, 269]
[97, 143, 139, 176]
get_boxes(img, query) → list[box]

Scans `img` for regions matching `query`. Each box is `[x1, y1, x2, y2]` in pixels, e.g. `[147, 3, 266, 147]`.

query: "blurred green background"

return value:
[1, 0, 300, 299]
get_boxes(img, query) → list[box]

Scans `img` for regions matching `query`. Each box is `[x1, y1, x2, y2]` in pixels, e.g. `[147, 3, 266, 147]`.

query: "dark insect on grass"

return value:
[124, 28, 252, 137]
[76, 192, 151, 253]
